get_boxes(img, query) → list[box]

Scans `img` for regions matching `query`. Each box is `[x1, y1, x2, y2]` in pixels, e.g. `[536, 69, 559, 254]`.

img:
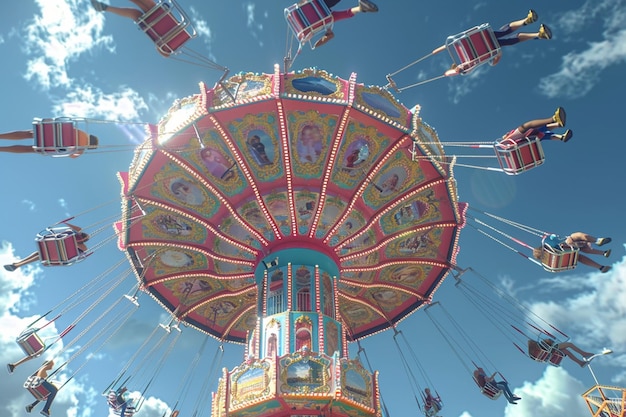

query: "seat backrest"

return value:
[481, 382, 502, 400]
[284, 0, 334, 45]
[33, 118, 85, 157]
[36, 227, 84, 266]
[107, 392, 120, 409]
[136, 1, 195, 55]
[494, 135, 545, 175]
[539, 244, 579, 273]
[528, 341, 552, 362]
[547, 349, 565, 366]
[446, 24, 501, 74]
[17, 328, 45, 356]
[24, 376, 52, 401]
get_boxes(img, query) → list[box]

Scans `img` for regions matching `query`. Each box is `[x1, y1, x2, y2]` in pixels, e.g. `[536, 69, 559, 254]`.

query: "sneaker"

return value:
[40, 411, 50, 417]
[602, 348, 613, 355]
[25, 404, 34, 413]
[524, 9, 538, 25]
[359, 0, 379, 12]
[604, 249, 611, 258]
[512, 396, 522, 401]
[597, 237, 612, 246]
[90, 0, 107, 12]
[3, 264, 16, 272]
[7, 363, 15, 373]
[314, 30, 334, 48]
[553, 107, 566, 127]
[559, 129, 573, 143]
[600, 266, 611, 273]
[538, 24, 552, 40]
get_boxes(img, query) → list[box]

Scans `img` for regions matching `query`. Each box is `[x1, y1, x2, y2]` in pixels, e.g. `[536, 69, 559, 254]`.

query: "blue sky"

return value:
[1, 1, 625, 417]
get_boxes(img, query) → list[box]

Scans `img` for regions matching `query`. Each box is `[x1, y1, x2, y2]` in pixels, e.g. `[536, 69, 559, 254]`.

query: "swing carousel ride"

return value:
[7, 1, 621, 417]
[117, 64, 465, 417]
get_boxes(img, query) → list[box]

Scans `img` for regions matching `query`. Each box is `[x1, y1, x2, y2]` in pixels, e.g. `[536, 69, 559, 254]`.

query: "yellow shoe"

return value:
[553, 107, 566, 127]
[538, 24, 552, 39]
[525, 9, 538, 25]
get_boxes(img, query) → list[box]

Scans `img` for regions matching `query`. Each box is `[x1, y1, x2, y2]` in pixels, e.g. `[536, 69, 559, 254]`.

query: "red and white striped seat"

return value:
[494, 135, 545, 175]
[539, 243, 579, 273]
[480, 381, 503, 400]
[285, 0, 334, 49]
[538, 236, 579, 273]
[107, 391, 136, 416]
[445, 24, 502, 75]
[32, 118, 88, 157]
[36, 227, 87, 267]
[136, 0, 196, 56]
[17, 328, 45, 357]
[529, 339, 566, 366]
[24, 376, 54, 401]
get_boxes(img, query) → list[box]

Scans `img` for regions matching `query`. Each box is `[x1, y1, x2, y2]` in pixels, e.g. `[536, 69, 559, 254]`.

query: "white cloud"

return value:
[244, 2, 264, 47]
[505, 367, 588, 417]
[245, 3, 256, 28]
[52, 84, 149, 122]
[22, 200, 36, 212]
[458, 412, 475, 417]
[526, 251, 626, 345]
[188, 7, 214, 48]
[23, 0, 114, 90]
[0, 242, 38, 308]
[186, 6, 221, 68]
[19, 0, 148, 122]
[446, 66, 488, 104]
[539, 0, 626, 98]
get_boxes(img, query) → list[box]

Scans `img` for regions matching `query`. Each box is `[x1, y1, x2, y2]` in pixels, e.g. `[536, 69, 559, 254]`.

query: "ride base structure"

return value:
[117, 65, 466, 416]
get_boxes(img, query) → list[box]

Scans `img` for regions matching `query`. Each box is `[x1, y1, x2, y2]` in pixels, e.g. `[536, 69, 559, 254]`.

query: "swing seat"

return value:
[285, 0, 334, 49]
[24, 376, 53, 401]
[109, 403, 136, 416]
[547, 349, 565, 366]
[32, 118, 89, 157]
[445, 24, 502, 75]
[529, 339, 566, 366]
[424, 401, 442, 416]
[107, 392, 136, 417]
[539, 243, 579, 273]
[36, 227, 88, 267]
[480, 382, 503, 400]
[494, 135, 545, 175]
[529, 344, 551, 363]
[17, 328, 45, 357]
[136, 0, 196, 56]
